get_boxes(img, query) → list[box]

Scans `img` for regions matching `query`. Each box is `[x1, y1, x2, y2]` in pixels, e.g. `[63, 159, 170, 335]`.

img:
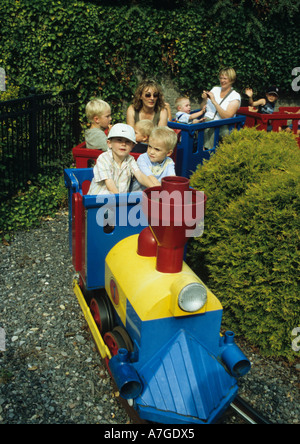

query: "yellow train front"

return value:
[67, 173, 250, 424]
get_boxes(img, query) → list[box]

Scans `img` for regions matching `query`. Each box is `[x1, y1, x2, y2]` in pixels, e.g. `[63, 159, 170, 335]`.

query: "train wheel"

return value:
[104, 327, 133, 357]
[89, 294, 114, 334]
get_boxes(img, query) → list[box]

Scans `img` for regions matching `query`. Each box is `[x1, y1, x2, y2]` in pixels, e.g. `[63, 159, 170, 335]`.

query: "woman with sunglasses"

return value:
[127, 79, 169, 128]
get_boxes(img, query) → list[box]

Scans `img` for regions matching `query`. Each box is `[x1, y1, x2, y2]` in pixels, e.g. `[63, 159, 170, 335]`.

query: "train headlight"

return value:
[178, 283, 207, 313]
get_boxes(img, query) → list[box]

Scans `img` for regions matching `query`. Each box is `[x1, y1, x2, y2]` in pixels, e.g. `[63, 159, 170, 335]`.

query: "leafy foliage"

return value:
[0, 174, 68, 239]
[188, 128, 300, 360]
[0, 0, 299, 123]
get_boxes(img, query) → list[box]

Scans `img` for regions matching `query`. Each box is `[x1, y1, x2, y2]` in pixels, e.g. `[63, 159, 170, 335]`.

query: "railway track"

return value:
[118, 393, 273, 425]
[228, 395, 273, 424]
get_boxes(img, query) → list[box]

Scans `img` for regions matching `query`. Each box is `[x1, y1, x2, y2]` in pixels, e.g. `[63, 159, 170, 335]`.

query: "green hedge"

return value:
[0, 0, 299, 123]
[0, 174, 68, 239]
[188, 128, 300, 361]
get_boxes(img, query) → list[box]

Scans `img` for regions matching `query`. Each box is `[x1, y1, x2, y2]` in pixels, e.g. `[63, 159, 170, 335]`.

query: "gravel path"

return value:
[0, 210, 299, 424]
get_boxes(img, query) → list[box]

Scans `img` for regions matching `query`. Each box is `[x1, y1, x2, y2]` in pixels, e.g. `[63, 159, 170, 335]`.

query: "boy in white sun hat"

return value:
[87, 123, 153, 195]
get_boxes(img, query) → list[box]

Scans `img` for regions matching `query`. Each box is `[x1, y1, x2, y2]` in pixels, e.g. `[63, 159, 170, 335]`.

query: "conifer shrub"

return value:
[188, 128, 300, 360]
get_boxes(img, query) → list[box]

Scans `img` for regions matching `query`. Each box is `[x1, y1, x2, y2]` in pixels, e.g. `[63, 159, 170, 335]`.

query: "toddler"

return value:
[87, 123, 153, 195]
[132, 119, 154, 153]
[135, 126, 177, 189]
[175, 97, 206, 124]
[85, 99, 112, 150]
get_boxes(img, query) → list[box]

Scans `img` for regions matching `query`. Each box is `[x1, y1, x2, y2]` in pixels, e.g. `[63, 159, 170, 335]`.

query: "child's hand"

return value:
[245, 88, 253, 98]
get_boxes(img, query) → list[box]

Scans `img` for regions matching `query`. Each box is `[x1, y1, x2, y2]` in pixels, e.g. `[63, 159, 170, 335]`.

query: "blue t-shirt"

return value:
[137, 153, 176, 182]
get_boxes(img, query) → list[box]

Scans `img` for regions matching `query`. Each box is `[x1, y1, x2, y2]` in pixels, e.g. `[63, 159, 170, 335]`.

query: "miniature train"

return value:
[64, 107, 300, 423]
[64, 116, 255, 423]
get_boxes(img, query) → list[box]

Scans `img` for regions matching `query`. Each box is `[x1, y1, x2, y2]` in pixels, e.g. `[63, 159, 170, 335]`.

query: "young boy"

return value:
[135, 126, 177, 189]
[132, 119, 154, 153]
[85, 99, 112, 150]
[87, 123, 153, 195]
[245, 86, 279, 114]
[175, 97, 206, 124]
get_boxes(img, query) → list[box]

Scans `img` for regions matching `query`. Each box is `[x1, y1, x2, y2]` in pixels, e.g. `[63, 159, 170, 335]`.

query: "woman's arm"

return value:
[209, 91, 240, 119]
[158, 107, 169, 126]
[126, 105, 136, 128]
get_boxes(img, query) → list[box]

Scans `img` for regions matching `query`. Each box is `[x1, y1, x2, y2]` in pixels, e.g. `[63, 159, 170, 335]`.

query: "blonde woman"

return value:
[202, 68, 241, 149]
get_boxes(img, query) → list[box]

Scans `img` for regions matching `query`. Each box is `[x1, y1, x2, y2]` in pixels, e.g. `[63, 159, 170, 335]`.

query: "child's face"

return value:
[96, 107, 112, 129]
[178, 99, 191, 114]
[147, 137, 172, 164]
[135, 128, 146, 143]
[108, 137, 135, 162]
[266, 93, 278, 103]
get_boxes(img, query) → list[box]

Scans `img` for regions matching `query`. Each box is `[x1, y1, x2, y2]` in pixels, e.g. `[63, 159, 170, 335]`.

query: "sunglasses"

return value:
[144, 92, 159, 98]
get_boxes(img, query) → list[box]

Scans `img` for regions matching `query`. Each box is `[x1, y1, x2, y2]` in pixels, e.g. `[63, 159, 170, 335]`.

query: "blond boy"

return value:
[87, 123, 153, 195]
[136, 126, 177, 188]
[132, 119, 154, 153]
[175, 97, 206, 124]
[85, 99, 112, 150]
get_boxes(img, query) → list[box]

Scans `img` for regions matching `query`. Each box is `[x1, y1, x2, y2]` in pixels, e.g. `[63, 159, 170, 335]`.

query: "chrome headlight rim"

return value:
[178, 282, 207, 313]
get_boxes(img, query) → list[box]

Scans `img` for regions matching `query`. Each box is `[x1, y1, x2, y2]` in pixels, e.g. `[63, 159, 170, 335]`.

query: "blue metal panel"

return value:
[83, 193, 148, 290]
[135, 329, 237, 424]
[126, 298, 223, 365]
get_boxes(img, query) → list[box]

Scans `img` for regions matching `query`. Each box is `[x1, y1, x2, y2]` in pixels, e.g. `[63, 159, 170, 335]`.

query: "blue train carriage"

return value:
[65, 169, 251, 424]
[64, 167, 147, 290]
[168, 115, 246, 178]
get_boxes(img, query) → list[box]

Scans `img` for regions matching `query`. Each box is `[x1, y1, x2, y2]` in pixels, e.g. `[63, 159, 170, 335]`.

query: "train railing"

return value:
[72, 142, 141, 168]
[168, 116, 246, 178]
[237, 106, 300, 147]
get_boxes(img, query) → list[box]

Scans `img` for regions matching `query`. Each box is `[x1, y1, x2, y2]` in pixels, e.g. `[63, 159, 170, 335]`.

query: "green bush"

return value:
[189, 128, 300, 361]
[0, 174, 68, 239]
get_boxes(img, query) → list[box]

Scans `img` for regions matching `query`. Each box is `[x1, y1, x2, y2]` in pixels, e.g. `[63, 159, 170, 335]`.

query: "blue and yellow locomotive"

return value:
[65, 164, 251, 424]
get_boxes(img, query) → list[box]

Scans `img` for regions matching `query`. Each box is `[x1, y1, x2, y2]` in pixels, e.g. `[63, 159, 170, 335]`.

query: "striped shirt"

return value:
[87, 150, 139, 195]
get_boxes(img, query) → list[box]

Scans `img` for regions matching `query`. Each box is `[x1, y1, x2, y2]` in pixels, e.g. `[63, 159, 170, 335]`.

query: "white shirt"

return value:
[175, 111, 190, 124]
[205, 86, 241, 121]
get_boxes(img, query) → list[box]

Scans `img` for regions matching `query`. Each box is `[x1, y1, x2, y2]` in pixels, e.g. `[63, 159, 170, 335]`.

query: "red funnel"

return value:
[141, 177, 206, 273]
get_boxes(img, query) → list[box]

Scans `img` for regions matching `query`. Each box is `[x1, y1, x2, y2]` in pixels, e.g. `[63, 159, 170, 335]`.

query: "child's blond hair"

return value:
[135, 119, 154, 138]
[175, 96, 189, 110]
[149, 126, 178, 152]
[85, 98, 110, 123]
